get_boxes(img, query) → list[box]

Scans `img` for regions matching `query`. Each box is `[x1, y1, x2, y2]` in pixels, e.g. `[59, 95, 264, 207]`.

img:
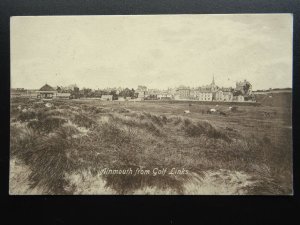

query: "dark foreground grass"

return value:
[10, 98, 293, 194]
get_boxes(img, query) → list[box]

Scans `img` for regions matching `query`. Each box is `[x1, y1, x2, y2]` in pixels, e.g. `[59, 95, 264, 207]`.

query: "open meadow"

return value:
[9, 93, 292, 195]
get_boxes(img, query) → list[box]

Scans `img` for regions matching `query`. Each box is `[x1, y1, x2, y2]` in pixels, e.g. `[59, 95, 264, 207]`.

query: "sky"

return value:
[11, 14, 293, 90]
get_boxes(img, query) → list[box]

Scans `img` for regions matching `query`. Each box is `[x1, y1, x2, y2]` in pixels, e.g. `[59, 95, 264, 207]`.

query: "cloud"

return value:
[11, 14, 292, 90]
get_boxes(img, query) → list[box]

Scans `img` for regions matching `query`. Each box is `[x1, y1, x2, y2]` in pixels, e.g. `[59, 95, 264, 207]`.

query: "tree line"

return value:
[57, 86, 137, 99]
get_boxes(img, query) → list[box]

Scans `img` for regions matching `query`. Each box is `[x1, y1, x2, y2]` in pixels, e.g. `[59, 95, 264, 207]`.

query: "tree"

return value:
[71, 86, 80, 99]
[119, 88, 134, 98]
[233, 90, 243, 96]
[82, 88, 92, 97]
[130, 88, 136, 98]
[243, 83, 251, 95]
[109, 90, 118, 100]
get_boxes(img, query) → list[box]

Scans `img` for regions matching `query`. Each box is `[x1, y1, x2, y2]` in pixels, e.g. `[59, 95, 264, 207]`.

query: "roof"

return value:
[177, 85, 189, 90]
[199, 91, 213, 93]
[39, 84, 55, 92]
[220, 88, 232, 92]
[195, 88, 213, 93]
[177, 87, 190, 91]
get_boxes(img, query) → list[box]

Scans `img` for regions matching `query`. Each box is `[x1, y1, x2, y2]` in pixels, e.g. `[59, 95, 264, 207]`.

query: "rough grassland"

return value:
[9, 94, 292, 195]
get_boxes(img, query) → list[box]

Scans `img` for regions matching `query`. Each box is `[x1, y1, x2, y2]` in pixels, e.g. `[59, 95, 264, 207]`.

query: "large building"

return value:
[176, 76, 217, 101]
[37, 84, 58, 100]
[176, 86, 191, 99]
[197, 91, 213, 101]
[215, 88, 234, 101]
[174, 76, 254, 102]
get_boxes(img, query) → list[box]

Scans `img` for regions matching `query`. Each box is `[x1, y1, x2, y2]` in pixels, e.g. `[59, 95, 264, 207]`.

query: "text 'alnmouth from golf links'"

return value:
[98, 168, 189, 176]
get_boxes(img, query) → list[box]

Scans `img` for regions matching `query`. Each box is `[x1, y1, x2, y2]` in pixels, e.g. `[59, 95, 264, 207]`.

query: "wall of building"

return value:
[198, 92, 213, 101]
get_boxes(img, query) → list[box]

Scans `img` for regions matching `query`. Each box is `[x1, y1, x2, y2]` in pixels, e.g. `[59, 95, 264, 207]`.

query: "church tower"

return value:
[210, 75, 217, 92]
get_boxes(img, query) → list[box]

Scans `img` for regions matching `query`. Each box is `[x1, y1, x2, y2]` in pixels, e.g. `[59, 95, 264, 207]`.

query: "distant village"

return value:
[11, 77, 256, 102]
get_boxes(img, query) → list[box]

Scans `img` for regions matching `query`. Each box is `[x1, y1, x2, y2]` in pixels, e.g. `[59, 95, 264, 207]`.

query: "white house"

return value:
[215, 90, 224, 101]
[223, 92, 233, 101]
[117, 97, 125, 101]
[101, 95, 113, 101]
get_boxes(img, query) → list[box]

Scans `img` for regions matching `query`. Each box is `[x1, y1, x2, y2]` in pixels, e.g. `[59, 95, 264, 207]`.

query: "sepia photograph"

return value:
[10, 14, 293, 195]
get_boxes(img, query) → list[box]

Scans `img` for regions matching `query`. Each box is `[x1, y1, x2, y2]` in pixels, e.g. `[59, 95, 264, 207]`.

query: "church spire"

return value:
[212, 74, 215, 85]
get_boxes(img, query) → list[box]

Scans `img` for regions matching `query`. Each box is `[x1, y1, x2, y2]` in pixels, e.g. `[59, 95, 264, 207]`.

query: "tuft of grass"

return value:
[18, 111, 37, 122]
[28, 117, 67, 133]
[181, 119, 230, 141]
[70, 114, 97, 128]
[171, 116, 183, 125]
[10, 125, 37, 158]
[111, 114, 163, 136]
[103, 168, 185, 194]
[11, 124, 83, 194]
[230, 106, 239, 112]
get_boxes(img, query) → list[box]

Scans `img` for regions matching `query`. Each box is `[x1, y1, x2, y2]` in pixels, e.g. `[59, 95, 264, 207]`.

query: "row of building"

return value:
[11, 84, 130, 101]
[11, 84, 72, 100]
[136, 77, 254, 102]
[11, 77, 255, 102]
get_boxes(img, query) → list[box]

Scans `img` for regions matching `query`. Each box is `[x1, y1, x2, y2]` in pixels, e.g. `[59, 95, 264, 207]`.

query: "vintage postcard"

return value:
[10, 14, 293, 195]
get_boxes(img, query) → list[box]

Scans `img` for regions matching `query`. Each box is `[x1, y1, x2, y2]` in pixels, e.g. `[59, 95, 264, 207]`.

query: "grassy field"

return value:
[9, 93, 293, 195]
